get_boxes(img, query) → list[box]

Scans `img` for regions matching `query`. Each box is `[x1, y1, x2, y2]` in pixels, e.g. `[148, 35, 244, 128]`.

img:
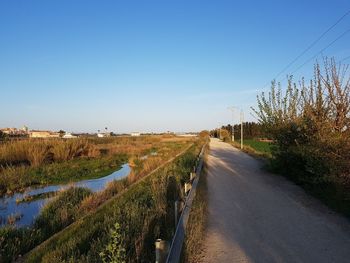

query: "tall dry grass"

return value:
[0, 140, 31, 166]
[27, 142, 51, 167]
[0, 136, 194, 196]
[51, 139, 90, 162]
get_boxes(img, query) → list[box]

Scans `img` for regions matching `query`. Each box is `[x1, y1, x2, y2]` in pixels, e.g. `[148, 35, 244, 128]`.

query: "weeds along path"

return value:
[21, 142, 195, 262]
[199, 138, 350, 263]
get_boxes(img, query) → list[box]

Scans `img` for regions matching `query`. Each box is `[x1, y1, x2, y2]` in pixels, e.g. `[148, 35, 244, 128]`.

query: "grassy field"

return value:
[242, 139, 272, 154]
[232, 139, 273, 158]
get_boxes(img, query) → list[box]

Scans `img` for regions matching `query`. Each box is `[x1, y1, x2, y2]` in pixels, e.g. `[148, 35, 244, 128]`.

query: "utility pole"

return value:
[240, 110, 244, 149]
[227, 106, 237, 142]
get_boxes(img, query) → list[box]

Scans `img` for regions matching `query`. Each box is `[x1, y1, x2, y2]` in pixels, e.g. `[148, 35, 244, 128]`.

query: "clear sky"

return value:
[1, 0, 349, 133]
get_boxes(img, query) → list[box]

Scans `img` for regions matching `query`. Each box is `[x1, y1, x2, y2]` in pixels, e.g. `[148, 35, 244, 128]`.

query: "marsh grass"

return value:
[0, 187, 92, 263]
[0, 138, 198, 262]
[0, 154, 127, 196]
[0, 136, 194, 195]
[24, 143, 201, 263]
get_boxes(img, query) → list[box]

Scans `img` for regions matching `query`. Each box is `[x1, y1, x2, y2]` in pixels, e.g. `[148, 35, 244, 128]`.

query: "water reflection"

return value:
[0, 164, 130, 228]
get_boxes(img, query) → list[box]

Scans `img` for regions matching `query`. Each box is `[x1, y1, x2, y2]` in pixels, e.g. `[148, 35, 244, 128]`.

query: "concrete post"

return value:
[155, 239, 169, 263]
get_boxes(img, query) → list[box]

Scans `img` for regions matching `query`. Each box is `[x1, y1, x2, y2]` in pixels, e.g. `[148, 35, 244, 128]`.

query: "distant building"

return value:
[62, 132, 77, 139]
[131, 132, 141, 137]
[21, 126, 29, 133]
[29, 130, 60, 138]
[97, 133, 111, 138]
[0, 128, 15, 135]
[0, 127, 29, 136]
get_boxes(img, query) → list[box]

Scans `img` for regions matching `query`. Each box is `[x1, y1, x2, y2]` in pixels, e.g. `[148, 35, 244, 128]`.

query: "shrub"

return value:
[252, 57, 350, 215]
[99, 222, 126, 263]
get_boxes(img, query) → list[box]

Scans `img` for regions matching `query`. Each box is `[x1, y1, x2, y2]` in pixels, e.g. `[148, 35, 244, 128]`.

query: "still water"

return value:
[0, 164, 131, 228]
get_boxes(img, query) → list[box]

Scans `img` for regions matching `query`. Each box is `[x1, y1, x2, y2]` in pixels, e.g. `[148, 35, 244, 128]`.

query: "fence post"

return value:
[155, 239, 169, 263]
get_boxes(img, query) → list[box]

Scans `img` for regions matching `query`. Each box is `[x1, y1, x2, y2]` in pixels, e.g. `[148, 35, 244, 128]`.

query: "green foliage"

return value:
[241, 139, 272, 154]
[25, 144, 201, 263]
[0, 154, 126, 196]
[0, 187, 92, 263]
[0, 136, 193, 195]
[34, 187, 92, 234]
[252, 58, 350, 216]
[182, 145, 208, 263]
[100, 223, 126, 263]
[220, 122, 265, 140]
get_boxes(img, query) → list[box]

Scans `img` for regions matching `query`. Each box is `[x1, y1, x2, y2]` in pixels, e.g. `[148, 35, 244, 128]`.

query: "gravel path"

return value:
[199, 138, 350, 263]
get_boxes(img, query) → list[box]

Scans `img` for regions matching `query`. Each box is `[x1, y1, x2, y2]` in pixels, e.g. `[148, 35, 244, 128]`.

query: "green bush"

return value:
[253, 58, 350, 216]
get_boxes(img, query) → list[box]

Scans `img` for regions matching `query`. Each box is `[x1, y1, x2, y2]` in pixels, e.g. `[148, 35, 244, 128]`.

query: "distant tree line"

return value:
[210, 122, 265, 140]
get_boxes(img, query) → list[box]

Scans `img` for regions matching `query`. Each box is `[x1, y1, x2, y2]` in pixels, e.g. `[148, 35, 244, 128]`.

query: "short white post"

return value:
[155, 239, 169, 263]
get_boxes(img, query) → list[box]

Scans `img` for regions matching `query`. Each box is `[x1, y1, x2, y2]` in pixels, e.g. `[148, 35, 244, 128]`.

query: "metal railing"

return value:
[165, 143, 207, 263]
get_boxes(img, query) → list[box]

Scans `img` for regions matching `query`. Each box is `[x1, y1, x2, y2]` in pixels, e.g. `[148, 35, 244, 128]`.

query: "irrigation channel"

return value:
[0, 164, 131, 228]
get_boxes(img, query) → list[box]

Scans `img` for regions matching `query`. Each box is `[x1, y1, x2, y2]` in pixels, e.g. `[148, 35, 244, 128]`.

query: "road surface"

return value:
[199, 138, 350, 263]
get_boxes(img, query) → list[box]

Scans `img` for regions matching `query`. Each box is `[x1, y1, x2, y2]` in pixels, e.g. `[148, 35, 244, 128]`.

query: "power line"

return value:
[289, 28, 350, 75]
[341, 55, 350, 62]
[263, 9, 350, 87]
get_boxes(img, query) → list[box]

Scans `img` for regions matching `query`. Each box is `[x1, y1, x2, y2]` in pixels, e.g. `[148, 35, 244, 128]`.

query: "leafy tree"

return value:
[252, 57, 350, 183]
[58, 130, 65, 137]
[199, 130, 210, 139]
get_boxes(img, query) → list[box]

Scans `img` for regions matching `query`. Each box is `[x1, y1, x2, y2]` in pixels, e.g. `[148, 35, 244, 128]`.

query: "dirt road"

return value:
[199, 138, 350, 263]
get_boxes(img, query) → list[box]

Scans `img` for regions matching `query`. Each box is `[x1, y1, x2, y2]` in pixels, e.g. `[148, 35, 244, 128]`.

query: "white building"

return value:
[131, 132, 141, 137]
[97, 133, 111, 138]
[62, 132, 77, 139]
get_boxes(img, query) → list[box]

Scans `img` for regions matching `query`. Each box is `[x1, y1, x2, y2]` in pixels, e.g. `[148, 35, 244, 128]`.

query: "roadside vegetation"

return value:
[0, 136, 193, 196]
[231, 139, 272, 159]
[0, 187, 92, 262]
[22, 142, 203, 263]
[0, 136, 201, 262]
[181, 143, 209, 263]
[252, 58, 350, 217]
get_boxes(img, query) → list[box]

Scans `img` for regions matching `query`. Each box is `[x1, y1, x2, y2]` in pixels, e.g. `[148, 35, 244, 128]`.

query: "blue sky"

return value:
[1, 0, 349, 133]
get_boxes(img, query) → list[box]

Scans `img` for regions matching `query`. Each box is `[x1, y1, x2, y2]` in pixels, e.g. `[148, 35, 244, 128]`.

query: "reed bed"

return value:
[0, 136, 194, 196]
[24, 143, 202, 263]
[0, 138, 199, 262]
